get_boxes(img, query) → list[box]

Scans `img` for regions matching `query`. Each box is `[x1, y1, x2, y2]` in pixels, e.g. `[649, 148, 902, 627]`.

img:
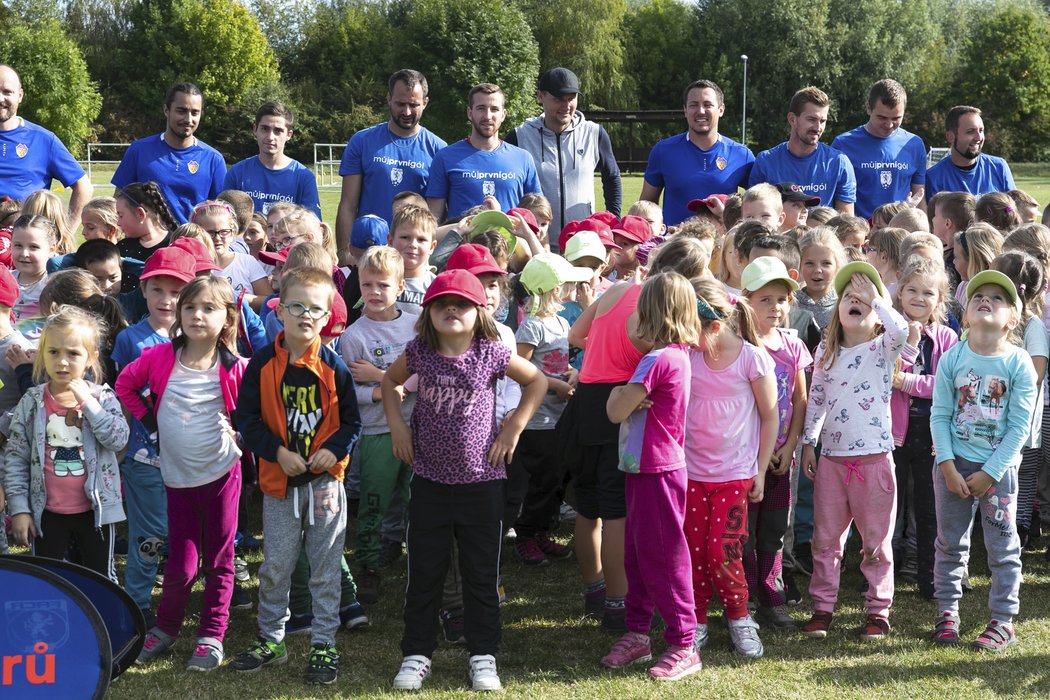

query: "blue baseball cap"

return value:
[350, 215, 389, 250]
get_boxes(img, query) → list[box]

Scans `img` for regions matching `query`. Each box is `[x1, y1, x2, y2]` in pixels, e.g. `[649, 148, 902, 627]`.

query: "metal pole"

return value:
[740, 54, 749, 144]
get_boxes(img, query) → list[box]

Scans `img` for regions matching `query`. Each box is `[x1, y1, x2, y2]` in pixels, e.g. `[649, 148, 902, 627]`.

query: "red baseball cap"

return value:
[321, 293, 347, 339]
[507, 207, 540, 234]
[687, 194, 729, 212]
[588, 211, 620, 228]
[446, 243, 506, 277]
[171, 237, 220, 273]
[611, 215, 652, 245]
[421, 269, 488, 307]
[0, 228, 11, 269]
[558, 218, 613, 254]
[139, 247, 196, 284]
[0, 264, 17, 308]
[258, 247, 289, 266]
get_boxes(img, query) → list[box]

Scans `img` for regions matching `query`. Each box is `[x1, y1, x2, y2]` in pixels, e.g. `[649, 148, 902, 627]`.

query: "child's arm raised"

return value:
[71, 381, 130, 452]
[606, 384, 648, 424]
[750, 372, 779, 502]
[490, 355, 548, 466]
[382, 352, 414, 465]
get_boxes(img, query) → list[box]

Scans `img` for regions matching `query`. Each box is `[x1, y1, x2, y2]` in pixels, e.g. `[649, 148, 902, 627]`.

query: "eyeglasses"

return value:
[276, 234, 304, 250]
[206, 229, 235, 239]
[281, 302, 330, 320]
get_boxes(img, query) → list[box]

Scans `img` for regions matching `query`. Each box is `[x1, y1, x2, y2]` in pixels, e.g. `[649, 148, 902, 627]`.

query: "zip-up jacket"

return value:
[890, 322, 958, 446]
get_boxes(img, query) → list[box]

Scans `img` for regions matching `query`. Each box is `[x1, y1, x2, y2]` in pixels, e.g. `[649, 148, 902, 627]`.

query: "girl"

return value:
[717, 227, 745, 294]
[81, 197, 121, 243]
[191, 201, 271, 311]
[890, 258, 958, 600]
[1, 306, 129, 580]
[990, 252, 1046, 547]
[515, 193, 553, 249]
[740, 257, 812, 629]
[865, 227, 908, 295]
[953, 223, 1003, 307]
[22, 189, 76, 253]
[797, 227, 847, 332]
[930, 270, 1035, 650]
[383, 270, 545, 692]
[800, 261, 908, 640]
[115, 182, 179, 264]
[976, 191, 1021, 234]
[116, 277, 247, 672]
[684, 277, 778, 658]
[10, 214, 58, 333]
[600, 272, 701, 681]
[245, 212, 269, 259]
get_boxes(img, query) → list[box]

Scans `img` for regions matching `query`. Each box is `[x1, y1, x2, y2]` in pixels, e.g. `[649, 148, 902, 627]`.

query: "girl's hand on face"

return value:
[849, 273, 879, 306]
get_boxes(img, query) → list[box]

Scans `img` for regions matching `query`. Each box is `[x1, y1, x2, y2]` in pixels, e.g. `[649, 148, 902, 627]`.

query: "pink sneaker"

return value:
[600, 632, 651, 668]
[648, 646, 702, 681]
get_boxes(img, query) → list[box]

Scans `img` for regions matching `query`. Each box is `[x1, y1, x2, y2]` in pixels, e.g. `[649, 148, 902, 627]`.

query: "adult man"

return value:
[505, 67, 621, 244]
[224, 101, 321, 218]
[426, 83, 542, 223]
[640, 79, 754, 227]
[335, 69, 446, 263]
[748, 87, 856, 213]
[112, 81, 226, 224]
[831, 79, 926, 219]
[924, 106, 1015, 202]
[0, 64, 92, 222]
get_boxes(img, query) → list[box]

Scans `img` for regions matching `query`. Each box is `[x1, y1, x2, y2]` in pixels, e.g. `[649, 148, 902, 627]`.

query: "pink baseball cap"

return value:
[421, 269, 488, 307]
[139, 247, 196, 284]
[558, 218, 613, 254]
[446, 243, 506, 277]
[611, 214, 652, 245]
[507, 207, 540, 234]
[258, 247, 289, 266]
[588, 211, 620, 228]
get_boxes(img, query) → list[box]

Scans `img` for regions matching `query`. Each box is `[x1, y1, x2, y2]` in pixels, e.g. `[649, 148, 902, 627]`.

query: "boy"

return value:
[929, 191, 976, 296]
[232, 267, 361, 685]
[343, 215, 389, 326]
[73, 239, 148, 323]
[388, 204, 437, 314]
[339, 246, 417, 605]
[777, 182, 820, 231]
[740, 183, 787, 231]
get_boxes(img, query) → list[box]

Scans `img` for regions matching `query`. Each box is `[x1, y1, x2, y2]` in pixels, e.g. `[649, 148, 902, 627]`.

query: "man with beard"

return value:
[640, 79, 754, 227]
[336, 69, 446, 263]
[748, 87, 856, 214]
[924, 106, 1015, 202]
[426, 83, 541, 223]
[112, 81, 226, 224]
[0, 64, 92, 222]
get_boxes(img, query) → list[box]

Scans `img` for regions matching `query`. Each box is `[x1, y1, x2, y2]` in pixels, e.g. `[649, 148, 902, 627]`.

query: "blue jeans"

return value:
[122, 458, 168, 610]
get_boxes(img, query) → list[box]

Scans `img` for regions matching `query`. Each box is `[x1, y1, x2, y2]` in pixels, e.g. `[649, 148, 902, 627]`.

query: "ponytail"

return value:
[118, 182, 179, 233]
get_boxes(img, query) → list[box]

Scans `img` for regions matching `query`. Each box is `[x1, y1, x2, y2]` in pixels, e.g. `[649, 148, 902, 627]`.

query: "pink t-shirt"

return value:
[764, 330, 813, 450]
[685, 342, 774, 481]
[618, 345, 690, 474]
[42, 388, 91, 514]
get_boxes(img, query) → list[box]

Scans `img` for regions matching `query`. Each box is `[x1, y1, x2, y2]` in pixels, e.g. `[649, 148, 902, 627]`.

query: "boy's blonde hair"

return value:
[392, 204, 437, 241]
[285, 241, 332, 273]
[391, 191, 428, 213]
[798, 226, 847, 265]
[34, 305, 105, 383]
[899, 232, 943, 267]
[894, 257, 948, 324]
[741, 183, 784, 212]
[172, 222, 217, 259]
[636, 272, 699, 345]
[627, 199, 663, 227]
[957, 223, 1003, 279]
[358, 245, 405, 280]
[887, 208, 930, 233]
[280, 266, 336, 305]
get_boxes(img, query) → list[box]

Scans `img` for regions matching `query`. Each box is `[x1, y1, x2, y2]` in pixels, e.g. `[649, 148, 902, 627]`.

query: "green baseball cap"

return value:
[833, 261, 889, 300]
[520, 252, 592, 296]
[469, 210, 517, 253]
[741, 256, 799, 293]
[966, 270, 1022, 312]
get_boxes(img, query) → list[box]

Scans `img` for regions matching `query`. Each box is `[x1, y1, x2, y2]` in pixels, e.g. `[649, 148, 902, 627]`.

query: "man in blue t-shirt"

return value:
[641, 79, 754, 227]
[335, 69, 446, 265]
[925, 105, 1016, 202]
[426, 83, 542, 223]
[830, 79, 927, 219]
[224, 101, 321, 218]
[112, 81, 227, 224]
[0, 64, 93, 222]
[749, 86, 856, 213]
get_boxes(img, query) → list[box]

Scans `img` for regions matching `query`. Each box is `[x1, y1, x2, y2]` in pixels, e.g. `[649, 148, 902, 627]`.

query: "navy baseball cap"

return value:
[350, 215, 390, 250]
[538, 68, 581, 97]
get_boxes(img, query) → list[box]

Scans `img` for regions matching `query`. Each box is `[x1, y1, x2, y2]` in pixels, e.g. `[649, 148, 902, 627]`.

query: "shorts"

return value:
[558, 382, 626, 520]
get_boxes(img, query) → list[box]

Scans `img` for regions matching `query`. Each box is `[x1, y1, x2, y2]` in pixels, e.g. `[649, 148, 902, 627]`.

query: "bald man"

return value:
[0, 64, 92, 223]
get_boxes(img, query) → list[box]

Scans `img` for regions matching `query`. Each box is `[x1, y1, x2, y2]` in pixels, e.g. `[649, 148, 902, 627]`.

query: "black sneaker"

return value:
[304, 642, 339, 685]
[357, 569, 380, 605]
[229, 584, 253, 610]
[230, 638, 288, 672]
[441, 607, 466, 645]
[783, 570, 803, 606]
[793, 543, 813, 576]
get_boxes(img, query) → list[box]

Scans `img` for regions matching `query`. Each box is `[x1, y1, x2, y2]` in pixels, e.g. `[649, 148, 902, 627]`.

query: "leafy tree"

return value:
[0, 18, 101, 155]
[624, 0, 701, 109]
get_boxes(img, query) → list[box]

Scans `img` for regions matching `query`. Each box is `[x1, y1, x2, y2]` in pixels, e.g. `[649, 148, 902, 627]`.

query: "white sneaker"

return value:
[728, 616, 764, 659]
[468, 654, 502, 691]
[393, 655, 431, 691]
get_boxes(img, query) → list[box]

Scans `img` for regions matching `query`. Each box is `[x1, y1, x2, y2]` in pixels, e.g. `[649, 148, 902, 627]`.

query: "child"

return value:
[890, 257, 958, 599]
[870, 203, 908, 232]
[383, 270, 546, 692]
[245, 212, 269, 259]
[608, 215, 652, 282]
[796, 227, 846, 331]
[231, 267, 361, 685]
[21, 189, 76, 254]
[740, 183, 787, 231]
[343, 215, 389, 326]
[717, 227, 745, 294]
[118, 277, 247, 671]
[684, 277, 778, 658]
[800, 261, 909, 639]
[976, 191, 1021, 233]
[115, 182, 179, 264]
[1008, 189, 1041, 224]
[865, 226, 908, 295]
[2, 306, 129, 580]
[191, 200, 271, 310]
[628, 199, 668, 239]
[81, 197, 121, 242]
[10, 214, 58, 332]
[389, 205, 437, 314]
[515, 193, 553, 249]
[930, 270, 1036, 650]
[599, 272, 701, 681]
[777, 182, 820, 230]
[740, 257, 812, 628]
[953, 223, 1003, 307]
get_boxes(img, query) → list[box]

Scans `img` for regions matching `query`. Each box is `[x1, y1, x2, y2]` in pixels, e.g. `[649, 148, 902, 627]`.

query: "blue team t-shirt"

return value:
[0, 119, 85, 200]
[223, 156, 322, 218]
[831, 125, 926, 219]
[644, 133, 754, 226]
[339, 123, 447, 224]
[112, 318, 170, 466]
[426, 139, 542, 221]
[748, 142, 857, 207]
[112, 134, 227, 224]
[924, 154, 1016, 202]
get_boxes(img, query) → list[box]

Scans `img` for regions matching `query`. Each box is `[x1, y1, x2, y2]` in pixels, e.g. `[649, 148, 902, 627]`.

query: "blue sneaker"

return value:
[340, 602, 369, 630]
[285, 613, 313, 636]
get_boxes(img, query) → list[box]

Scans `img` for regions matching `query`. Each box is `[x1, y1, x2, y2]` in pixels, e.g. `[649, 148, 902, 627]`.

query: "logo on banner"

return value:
[15, 144, 28, 158]
[5, 599, 71, 652]
[715, 157, 727, 171]
[390, 167, 403, 186]
[187, 160, 199, 174]
[880, 171, 892, 189]
[482, 181, 496, 197]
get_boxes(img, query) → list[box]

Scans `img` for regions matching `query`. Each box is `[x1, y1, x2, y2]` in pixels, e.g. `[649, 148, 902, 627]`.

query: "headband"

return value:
[191, 200, 237, 223]
[697, 296, 725, 321]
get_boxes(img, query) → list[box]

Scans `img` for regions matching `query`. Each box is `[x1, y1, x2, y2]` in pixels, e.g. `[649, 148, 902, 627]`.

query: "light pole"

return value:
[740, 54, 749, 145]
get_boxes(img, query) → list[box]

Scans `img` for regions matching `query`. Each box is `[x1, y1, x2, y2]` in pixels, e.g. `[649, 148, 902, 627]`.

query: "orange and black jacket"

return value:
[236, 332, 362, 499]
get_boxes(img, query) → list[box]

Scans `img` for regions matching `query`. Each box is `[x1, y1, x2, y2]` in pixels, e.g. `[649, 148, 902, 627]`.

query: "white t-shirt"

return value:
[216, 252, 269, 298]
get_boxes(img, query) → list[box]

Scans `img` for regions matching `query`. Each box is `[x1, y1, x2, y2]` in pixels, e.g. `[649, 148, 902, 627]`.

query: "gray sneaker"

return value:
[136, 627, 176, 664]
[693, 623, 709, 651]
[728, 616, 765, 659]
[186, 638, 224, 672]
[758, 604, 796, 629]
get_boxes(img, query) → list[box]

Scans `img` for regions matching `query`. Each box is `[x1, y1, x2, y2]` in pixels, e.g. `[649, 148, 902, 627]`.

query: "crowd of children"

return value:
[0, 174, 1048, 691]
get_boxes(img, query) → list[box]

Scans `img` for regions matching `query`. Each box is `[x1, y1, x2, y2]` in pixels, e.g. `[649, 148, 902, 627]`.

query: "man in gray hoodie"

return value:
[506, 68, 621, 250]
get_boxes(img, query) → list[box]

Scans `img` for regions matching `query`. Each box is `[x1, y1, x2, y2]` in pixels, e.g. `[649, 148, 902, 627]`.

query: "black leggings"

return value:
[34, 509, 116, 582]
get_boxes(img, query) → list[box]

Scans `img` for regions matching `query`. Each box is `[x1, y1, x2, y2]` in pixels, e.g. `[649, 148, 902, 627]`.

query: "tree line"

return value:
[2, 0, 1050, 164]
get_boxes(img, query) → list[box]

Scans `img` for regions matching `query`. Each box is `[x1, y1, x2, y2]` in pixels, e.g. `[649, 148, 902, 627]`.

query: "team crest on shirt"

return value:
[880, 171, 892, 189]
[390, 167, 403, 186]
[483, 180, 496, 197]
[15, 143, 27, 158]
[715, 156, 727, 170]
[187, 160, 199, 174]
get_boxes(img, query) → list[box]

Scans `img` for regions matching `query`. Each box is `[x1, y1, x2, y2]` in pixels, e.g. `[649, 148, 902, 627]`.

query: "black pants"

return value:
[507, 430, 564, 538]
[892, 416, 937, 596]
[402, 477, 503, 657]
[34, 509, 116, 582]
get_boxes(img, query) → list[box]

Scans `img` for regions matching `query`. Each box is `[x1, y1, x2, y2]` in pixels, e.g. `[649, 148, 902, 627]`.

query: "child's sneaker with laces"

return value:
[972, 619, 1016, 652]
[728, 616, 764, 659]
[230, 637, 288, 672]
[393, 654, 432, 690]
[601, 632, 652, 668]
[535, 532, 572, 559]
[932, 611, 961, 646]
[304, 642, 339, 684]
[136, 627, 176, 664]
[514, 536, 549, 566]
[858, 614, 891, 640]
[185, 638, 223, 672]
[648, 646, 701, 681]
[801, 611, 834, 638]
[468, 654, 501, 691]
